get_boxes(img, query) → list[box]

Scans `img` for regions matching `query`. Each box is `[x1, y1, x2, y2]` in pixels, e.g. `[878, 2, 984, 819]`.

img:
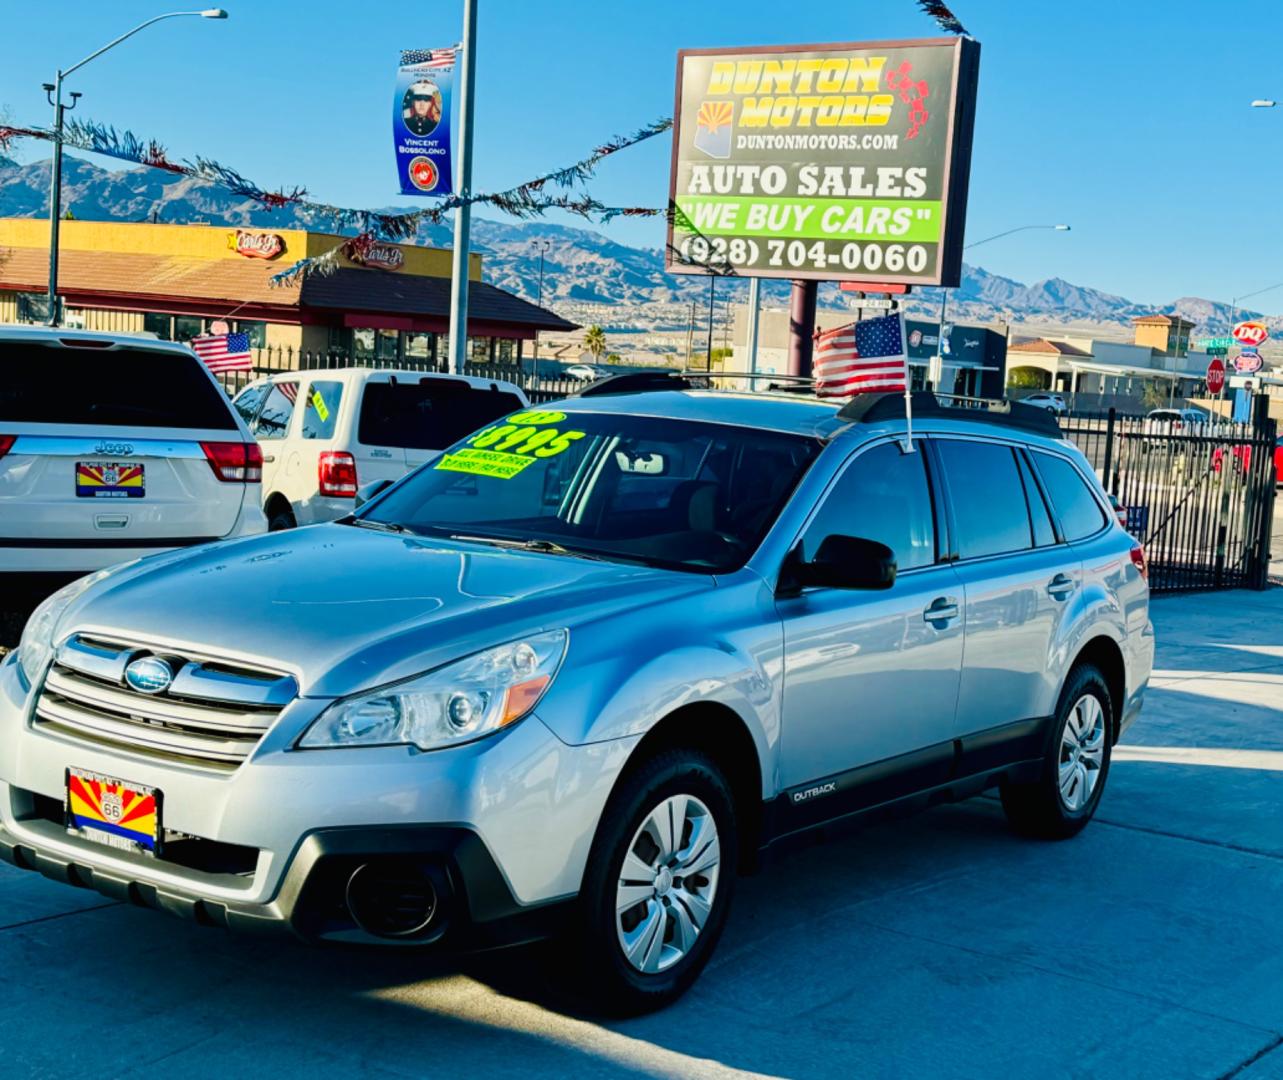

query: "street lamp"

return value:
[531, 238, 552, 382]
[1227, 281, 1283, 336]
[1251, 100, 1276, 108]
[936, 224, 1071, 385]
[44, 9, 228, 326]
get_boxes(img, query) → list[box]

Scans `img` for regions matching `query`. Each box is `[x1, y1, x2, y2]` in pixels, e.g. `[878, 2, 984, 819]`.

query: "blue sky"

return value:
[3, 0, 1282, 308]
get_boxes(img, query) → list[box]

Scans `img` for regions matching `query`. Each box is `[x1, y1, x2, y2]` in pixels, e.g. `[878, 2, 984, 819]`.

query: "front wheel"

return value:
[1000, 664, 1113, 839]
[573, 749, 737, 1014]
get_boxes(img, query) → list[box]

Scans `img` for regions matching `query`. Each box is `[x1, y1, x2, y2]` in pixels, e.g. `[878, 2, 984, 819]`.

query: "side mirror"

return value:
[354, 478, 393, 509]
[785, 535, 897, 593]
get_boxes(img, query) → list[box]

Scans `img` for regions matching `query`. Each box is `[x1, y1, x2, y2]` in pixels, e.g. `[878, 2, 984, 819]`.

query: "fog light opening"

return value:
[345, 860, 440, 940]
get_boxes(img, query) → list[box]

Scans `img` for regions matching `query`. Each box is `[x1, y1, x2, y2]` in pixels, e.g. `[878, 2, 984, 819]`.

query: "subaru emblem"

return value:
[124, 656, 174, 695]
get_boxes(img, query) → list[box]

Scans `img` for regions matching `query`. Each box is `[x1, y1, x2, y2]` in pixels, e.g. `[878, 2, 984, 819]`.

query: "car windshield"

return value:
[358, 407, 822, 572]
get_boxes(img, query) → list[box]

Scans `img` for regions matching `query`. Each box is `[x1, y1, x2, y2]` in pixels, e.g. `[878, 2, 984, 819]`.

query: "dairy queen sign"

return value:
[228, 231, 285, 259]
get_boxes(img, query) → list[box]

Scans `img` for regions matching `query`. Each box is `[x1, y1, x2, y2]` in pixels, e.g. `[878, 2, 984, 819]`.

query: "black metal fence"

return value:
[1061, 405, 1277, 592]
[215, 348, 582, 403]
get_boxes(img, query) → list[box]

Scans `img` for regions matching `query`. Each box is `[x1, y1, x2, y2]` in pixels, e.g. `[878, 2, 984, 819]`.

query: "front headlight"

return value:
[298, 630, 567, 752]
[16, 568, 115, 686]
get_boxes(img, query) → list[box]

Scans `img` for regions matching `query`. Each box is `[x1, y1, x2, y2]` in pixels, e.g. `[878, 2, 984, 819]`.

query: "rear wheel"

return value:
[573, 749, 737, 1014]
[266, 502, 296, 531]
[1000, 664, 1112, 839]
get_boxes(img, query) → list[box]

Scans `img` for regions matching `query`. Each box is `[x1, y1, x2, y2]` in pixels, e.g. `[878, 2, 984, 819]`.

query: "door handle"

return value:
[1046, 574, 1075, 599]
[262, 454, 276, 463]
[923, 596, 960, 624]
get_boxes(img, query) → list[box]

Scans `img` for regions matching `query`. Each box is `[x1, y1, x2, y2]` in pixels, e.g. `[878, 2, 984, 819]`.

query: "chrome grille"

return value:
[33, 635, 297, 771]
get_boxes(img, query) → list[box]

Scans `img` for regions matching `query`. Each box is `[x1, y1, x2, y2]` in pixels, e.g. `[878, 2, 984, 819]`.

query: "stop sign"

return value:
[1206, 356, 1226, 394]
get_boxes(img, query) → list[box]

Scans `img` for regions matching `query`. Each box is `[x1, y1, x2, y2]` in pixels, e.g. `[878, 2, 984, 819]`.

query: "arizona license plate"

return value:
[76, 460, 145, 498]
[66, 768, 162, 856]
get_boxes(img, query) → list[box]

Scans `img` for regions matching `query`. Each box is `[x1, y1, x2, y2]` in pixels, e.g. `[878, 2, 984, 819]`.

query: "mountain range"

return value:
[0, 154, 1270, 340]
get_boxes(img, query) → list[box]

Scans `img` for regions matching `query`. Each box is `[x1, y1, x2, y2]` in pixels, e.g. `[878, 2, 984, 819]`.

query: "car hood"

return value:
[62, 525, 714, 697]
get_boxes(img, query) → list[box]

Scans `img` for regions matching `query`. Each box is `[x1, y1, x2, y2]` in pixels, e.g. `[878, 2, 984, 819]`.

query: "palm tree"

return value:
[584, 325, 608, 360]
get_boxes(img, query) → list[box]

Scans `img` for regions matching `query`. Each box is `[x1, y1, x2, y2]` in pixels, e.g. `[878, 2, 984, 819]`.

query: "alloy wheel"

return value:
[615, 793, 721, 974]
[1059, 693, 1106, 812]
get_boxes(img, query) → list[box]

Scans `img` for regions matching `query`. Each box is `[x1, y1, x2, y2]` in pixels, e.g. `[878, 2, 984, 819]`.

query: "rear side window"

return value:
[253, 381, 299, 440]
[1033, 452, 1107, 541]
[936, 439, 1033, 560]
[800, 441, 937, 571]
[232, 383, 269, 427]
[1018, 453, 1057, 547]
[358, 380, 523, 451]
[0, 343, 236, 429]
[301, 381, 342, 440]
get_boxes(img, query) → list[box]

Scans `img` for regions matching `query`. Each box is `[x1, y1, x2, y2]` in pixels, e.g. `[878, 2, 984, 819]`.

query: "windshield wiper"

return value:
[448, 534, 607, 561]
[348, 518, 411, 535]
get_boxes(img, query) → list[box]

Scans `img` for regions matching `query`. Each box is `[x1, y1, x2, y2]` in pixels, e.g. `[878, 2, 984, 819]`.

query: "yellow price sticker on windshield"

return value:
[436, 448, 536, 480]
[310, 389, 329, 422]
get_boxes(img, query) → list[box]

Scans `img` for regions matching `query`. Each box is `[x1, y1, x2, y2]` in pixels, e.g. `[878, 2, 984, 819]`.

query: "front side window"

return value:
[361, 410, 821, 573]
[798, 441, 936, 572]
[253, 381, 299, 439]
[935, 439, 1033, 560]
[1033, 452, 1107, 542]
[301, 380, 343, 440]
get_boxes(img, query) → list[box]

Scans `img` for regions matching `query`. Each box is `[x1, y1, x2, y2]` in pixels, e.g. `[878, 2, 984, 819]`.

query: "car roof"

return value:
[258, 366, 524, 393]
[553, 389, 846, 437]
[0, 324, 194, 358]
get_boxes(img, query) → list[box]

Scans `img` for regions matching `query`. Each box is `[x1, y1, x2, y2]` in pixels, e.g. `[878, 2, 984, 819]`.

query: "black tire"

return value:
[1000, 664, 1113, 840]
[572, 749, 738, 1015]
[266, 503, 296, 532]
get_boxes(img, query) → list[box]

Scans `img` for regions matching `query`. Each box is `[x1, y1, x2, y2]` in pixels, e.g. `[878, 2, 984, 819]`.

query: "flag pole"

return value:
[900, 310, 915, 453]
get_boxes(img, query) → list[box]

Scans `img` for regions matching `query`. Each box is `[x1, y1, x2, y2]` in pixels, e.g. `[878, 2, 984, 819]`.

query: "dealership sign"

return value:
[1232, 320, 1269, 347]
[228, 231, 285, 259]
[666, 38, 981, 287]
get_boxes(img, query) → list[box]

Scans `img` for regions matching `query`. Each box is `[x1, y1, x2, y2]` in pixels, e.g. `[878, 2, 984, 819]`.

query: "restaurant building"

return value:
[0, 218, 575, 367]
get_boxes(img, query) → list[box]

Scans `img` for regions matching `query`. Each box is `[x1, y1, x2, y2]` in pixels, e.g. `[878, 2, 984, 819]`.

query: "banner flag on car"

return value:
[191, 331, 252, 373]
[814, 311, 915, 449]
[394, 47, 456, 196]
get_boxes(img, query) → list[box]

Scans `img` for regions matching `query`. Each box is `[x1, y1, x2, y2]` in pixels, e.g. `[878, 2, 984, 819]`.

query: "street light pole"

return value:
[532, 238, 551, 382]
[447, 0, 478, 375]
[43, 9, 227, 327]
[706, 274, 716, 370]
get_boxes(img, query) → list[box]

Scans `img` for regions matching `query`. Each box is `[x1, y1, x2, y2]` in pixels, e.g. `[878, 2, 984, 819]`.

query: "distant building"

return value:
[1007, 313, 1211, 402]
[0, 218, 575, 367]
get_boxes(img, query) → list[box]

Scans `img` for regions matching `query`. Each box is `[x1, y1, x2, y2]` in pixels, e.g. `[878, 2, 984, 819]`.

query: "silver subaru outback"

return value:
[0, 388, 1153, 1012]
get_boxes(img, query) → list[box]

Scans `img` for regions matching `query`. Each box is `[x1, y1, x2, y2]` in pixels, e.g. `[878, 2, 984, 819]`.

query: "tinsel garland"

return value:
[916, 1, 970, 35]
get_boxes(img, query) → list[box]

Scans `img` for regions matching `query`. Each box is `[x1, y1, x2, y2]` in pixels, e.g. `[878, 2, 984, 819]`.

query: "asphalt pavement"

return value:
[1, 589, 1283, 1078]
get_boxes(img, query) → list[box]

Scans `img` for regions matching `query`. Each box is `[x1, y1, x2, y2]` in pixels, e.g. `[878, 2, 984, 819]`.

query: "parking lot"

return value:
[0, 587, 1279, 1079]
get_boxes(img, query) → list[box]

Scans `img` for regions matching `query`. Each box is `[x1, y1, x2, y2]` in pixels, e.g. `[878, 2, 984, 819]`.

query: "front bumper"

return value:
[0, 652, 635, 945]
[0, 818, 572, 947]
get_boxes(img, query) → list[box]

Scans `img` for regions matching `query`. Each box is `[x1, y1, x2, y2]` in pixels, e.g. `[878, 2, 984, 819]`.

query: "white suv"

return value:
[232, 368, 528, 530]
[0, 326, 266, 575]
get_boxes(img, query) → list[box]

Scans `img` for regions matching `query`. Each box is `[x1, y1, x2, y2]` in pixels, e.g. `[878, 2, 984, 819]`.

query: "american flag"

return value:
[191, 331, 252, 373]
[813, 313, 908, 399]
[401, 47, 455, 68]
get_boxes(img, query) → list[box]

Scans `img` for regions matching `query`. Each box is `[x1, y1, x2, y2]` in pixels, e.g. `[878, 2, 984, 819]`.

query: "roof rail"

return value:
[837, 392, 1063, 437]
[572, 371, 695, 397]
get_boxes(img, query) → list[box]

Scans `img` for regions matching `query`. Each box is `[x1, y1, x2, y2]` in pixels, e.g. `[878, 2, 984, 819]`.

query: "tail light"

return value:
[0, 435, 15, 460]
[1130, 544, 1148, 581]
[201, 441, 262, 483]
[318, 451, 358, 498]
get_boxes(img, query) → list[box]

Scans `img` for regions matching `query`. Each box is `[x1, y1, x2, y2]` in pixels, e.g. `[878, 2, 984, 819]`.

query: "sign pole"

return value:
[447, 0, 478, 375]
[787, 280, 817, 379]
